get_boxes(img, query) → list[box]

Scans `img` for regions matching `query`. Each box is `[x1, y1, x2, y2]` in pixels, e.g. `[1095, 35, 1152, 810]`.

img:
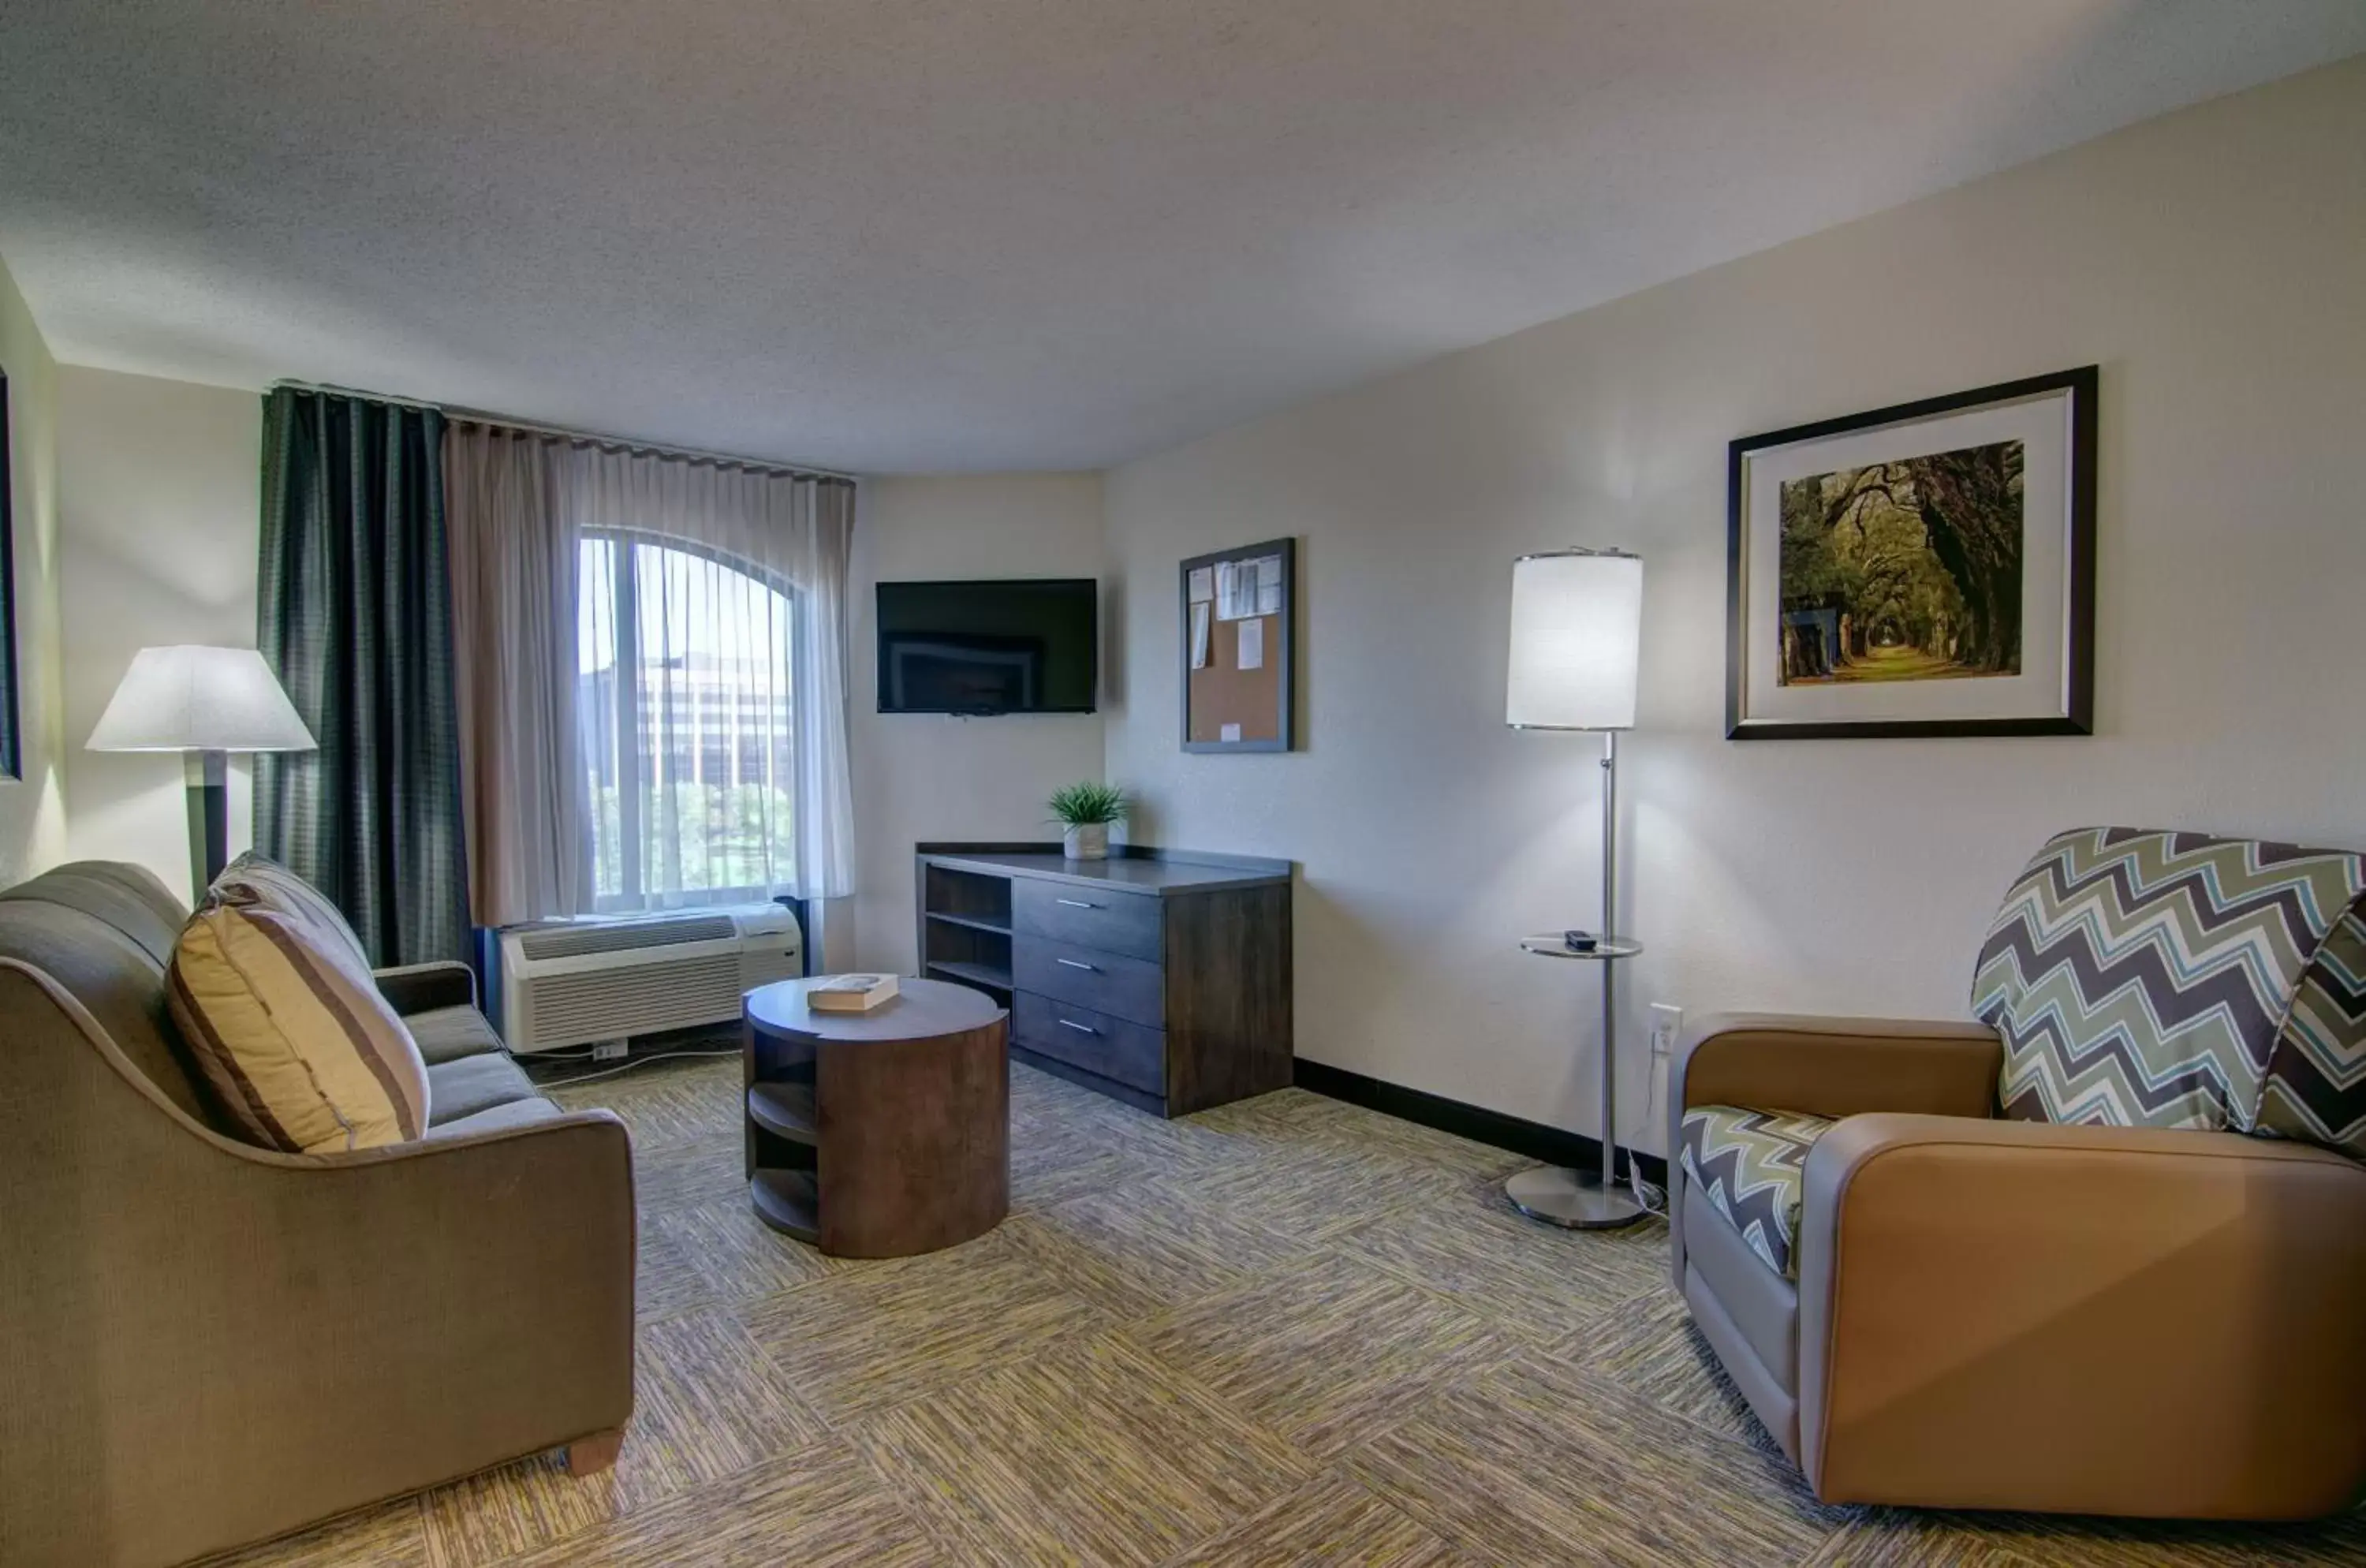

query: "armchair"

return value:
[1668, 828, 2366, 1521]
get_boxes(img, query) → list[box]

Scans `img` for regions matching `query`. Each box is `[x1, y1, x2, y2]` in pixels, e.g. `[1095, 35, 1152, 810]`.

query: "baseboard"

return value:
[1293, 1058, 1670, 1188]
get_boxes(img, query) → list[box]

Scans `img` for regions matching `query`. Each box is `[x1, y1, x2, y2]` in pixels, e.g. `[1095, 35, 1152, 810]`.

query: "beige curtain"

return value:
[445, 424, 591, 926]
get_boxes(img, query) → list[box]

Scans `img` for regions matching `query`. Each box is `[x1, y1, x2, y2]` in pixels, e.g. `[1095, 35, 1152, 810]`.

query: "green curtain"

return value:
[254, 387, 469, 965]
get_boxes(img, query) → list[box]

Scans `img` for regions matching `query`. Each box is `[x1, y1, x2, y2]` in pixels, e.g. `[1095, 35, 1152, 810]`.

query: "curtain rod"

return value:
[267, 379, 861, 484]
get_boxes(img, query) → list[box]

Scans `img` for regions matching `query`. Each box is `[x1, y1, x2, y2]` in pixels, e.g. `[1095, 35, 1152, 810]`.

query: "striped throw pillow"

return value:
[166, 885, 430, 1153]
[211, 850, 373, 968]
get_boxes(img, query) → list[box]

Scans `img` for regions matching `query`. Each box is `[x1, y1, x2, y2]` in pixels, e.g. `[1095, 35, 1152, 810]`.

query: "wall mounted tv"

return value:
[876, 577, 1098, 715]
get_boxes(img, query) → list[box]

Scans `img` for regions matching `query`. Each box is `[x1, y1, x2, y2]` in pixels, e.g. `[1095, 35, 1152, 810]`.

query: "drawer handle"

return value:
[1055, 958, 1099, 972]
[1054, 898, 1102, 909]
[1057, 1018, 1101, 1036]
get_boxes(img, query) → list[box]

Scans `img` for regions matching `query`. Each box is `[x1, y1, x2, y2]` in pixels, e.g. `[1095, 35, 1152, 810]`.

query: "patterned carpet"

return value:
[202, 1056, 2366, 1567]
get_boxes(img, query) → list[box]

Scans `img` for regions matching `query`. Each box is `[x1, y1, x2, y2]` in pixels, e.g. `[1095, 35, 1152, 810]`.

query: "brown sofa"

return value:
[1668, 828, 2366, 1520]
[0, 862, 636, 1568]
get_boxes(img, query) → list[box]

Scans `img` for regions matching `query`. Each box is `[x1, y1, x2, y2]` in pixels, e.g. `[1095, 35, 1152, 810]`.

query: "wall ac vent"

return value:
[498, 905, 802, 1054]
[517, 917, 741, 961]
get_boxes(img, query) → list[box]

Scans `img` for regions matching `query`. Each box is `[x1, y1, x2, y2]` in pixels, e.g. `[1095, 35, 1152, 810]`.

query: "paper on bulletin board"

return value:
[1189, 601, 1211, 669]
[1220, 722, 1241, 743]
[1253, 554, 1283, 614]
[1187, 566, 1215, 604]
[1237, 617, 1263, 670]
[1215, 561, 1258, 621]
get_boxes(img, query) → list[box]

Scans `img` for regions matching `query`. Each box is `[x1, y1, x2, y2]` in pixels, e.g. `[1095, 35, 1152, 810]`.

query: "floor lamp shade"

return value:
[87, 646, 316, 754]
[1505, 550, 1643, 731]
[87, 646, 315, 896]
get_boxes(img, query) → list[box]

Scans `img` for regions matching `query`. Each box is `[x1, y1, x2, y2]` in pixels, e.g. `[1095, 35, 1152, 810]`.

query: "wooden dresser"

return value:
[914, 842, 1293, 1117]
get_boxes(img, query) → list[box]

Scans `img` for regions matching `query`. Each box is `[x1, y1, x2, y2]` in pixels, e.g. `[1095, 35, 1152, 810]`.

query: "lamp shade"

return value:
[1505, 550, 1642, 730]
[87, 646, 317, 753]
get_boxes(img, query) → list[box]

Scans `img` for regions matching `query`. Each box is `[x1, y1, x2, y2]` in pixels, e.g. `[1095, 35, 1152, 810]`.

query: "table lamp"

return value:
[1504, 547, 1648, 1229]
[86, 645, 316, 898]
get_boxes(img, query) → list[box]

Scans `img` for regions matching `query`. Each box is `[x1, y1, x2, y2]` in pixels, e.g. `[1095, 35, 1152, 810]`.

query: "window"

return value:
[577, 532, 798, 910]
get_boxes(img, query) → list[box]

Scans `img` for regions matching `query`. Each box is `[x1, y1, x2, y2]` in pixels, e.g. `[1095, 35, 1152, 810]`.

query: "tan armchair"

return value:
[0, 864, 636, 1568]
[1667, 829, 2366, 1521]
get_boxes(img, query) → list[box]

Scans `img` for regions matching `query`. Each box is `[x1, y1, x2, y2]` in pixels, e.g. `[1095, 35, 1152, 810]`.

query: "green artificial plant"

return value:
[1047, 781, 1130, 827]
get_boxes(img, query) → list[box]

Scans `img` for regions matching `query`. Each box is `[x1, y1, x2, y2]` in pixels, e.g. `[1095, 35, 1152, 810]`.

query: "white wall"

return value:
[57, 367, 261, 902]
[1103, 58, 2366, 1156]
[0, 253, 68, 884]
[849, 473, 1106, 972]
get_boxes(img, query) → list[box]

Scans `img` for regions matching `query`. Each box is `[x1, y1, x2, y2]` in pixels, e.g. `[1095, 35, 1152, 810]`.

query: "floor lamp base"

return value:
[1504, 1166, 1650, 1230]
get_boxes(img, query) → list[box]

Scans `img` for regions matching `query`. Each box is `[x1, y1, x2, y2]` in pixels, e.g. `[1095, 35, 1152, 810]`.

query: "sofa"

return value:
[1669, 827, 2366, 1520]
[0, 862, 636, 1568]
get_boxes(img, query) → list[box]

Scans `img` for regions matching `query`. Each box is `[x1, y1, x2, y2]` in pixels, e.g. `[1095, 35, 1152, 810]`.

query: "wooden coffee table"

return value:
[741, 976, 1009, 1258]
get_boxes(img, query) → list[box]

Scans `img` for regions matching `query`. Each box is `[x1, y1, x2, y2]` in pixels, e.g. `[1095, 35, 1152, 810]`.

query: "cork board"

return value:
[1181, 537, 1293, 753]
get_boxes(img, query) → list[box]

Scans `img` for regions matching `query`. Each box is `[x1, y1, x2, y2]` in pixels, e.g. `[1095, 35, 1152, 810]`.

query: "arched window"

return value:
[577, 530, 798, 910]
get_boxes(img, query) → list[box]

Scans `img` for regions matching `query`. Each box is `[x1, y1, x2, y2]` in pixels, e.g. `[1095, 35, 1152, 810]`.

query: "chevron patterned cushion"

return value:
[1679, 1104, 1834, 1279]
[2263, 906, 2366, 1158]
[1972, 827, 2366, 1136]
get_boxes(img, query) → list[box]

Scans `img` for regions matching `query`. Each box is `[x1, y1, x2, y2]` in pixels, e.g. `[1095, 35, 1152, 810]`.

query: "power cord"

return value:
[1627, 1043, 1670, 1216]
[521, 1043, 738, 1091]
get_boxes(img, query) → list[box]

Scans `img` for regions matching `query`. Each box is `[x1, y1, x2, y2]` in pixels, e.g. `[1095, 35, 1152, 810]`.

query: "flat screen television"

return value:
[876, 577, 1098, 714]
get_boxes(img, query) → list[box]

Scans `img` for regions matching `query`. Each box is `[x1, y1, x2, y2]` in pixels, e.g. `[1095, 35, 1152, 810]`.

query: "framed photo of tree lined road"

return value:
[1726, 366, 2095, 740]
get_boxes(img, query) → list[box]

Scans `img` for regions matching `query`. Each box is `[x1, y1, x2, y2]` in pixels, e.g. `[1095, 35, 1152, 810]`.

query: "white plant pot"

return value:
[1062, 823, 1109, 861]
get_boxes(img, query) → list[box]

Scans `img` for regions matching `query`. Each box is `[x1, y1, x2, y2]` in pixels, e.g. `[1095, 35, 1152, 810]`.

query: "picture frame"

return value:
[1180, 536, 1294, 753]
[0, 368, 19, 780]
[1726, 365, 2095, 740]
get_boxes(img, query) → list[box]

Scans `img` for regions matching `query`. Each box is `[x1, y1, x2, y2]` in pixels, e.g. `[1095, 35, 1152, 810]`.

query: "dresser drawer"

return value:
[1013, 935, 1165, 1028]
[1012, 879, 1163, 965]
[1011, 991, 1165, 1096]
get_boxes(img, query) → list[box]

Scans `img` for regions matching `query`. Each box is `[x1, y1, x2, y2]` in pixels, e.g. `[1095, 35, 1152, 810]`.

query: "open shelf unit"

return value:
[920, 864, 1014, 1003]
[749, 1168, 819, 1241]
[925, 958, 1013, 991]
[746, 1081, 817, 1143]
[744, 1024, 818, 1236]
[924, 909, 1009, 937]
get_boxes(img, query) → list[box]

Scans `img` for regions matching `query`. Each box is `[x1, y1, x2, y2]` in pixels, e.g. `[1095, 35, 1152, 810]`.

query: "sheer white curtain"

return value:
[446, 424, 856, 925]
[559, 443, 857, 910]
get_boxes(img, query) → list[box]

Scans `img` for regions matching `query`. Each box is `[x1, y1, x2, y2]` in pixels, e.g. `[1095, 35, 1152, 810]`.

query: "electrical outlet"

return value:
[591, 1040, 629, 1062]
[1648, 1004, 1683, 1058]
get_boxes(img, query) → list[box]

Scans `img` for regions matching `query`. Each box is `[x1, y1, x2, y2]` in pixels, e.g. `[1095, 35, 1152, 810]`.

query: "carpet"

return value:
[199, 1056, 2366, 1566]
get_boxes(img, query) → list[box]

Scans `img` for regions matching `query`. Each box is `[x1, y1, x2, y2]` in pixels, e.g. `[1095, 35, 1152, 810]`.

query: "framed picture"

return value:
[0, 368, 18, 780]
[1726, 366, 2095, 740]
[1181, 536, 1293, 752]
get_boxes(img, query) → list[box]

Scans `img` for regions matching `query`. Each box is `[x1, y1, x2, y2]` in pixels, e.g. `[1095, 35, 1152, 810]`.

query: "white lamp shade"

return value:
[87, 646, 317, 753]
[1506, 551, 1643, 730]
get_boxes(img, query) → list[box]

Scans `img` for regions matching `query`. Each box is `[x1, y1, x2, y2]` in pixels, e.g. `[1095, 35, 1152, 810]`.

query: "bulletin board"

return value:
[1181, 536, 1294, 753]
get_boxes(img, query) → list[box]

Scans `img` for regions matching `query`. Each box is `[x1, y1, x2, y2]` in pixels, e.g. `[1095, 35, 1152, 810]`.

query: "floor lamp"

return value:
[86, 645, 317, 898]
[1502, 547, 1649, 1230]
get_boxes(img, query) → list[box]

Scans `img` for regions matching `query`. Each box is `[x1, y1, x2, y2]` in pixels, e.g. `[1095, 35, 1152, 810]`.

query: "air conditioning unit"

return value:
[498, 905, 803, 1054]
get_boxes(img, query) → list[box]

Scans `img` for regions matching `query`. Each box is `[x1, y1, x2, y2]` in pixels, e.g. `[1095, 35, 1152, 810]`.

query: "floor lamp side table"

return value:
[1505, 932, 1649, 1230]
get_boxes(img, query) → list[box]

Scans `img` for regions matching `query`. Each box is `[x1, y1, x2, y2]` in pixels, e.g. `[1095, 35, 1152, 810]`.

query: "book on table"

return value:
[808, 973, 899, 1012]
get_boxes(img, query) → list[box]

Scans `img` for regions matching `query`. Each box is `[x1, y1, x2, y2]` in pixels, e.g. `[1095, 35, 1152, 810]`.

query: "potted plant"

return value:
[1047, 782, 1129, 861]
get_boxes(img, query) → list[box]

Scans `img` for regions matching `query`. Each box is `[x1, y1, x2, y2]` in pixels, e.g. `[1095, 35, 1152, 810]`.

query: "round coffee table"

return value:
[742, 976, 1009, 1258]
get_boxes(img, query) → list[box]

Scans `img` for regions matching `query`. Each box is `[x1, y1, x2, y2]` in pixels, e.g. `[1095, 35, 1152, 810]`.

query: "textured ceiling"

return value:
[2, 2, 2361, 473]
